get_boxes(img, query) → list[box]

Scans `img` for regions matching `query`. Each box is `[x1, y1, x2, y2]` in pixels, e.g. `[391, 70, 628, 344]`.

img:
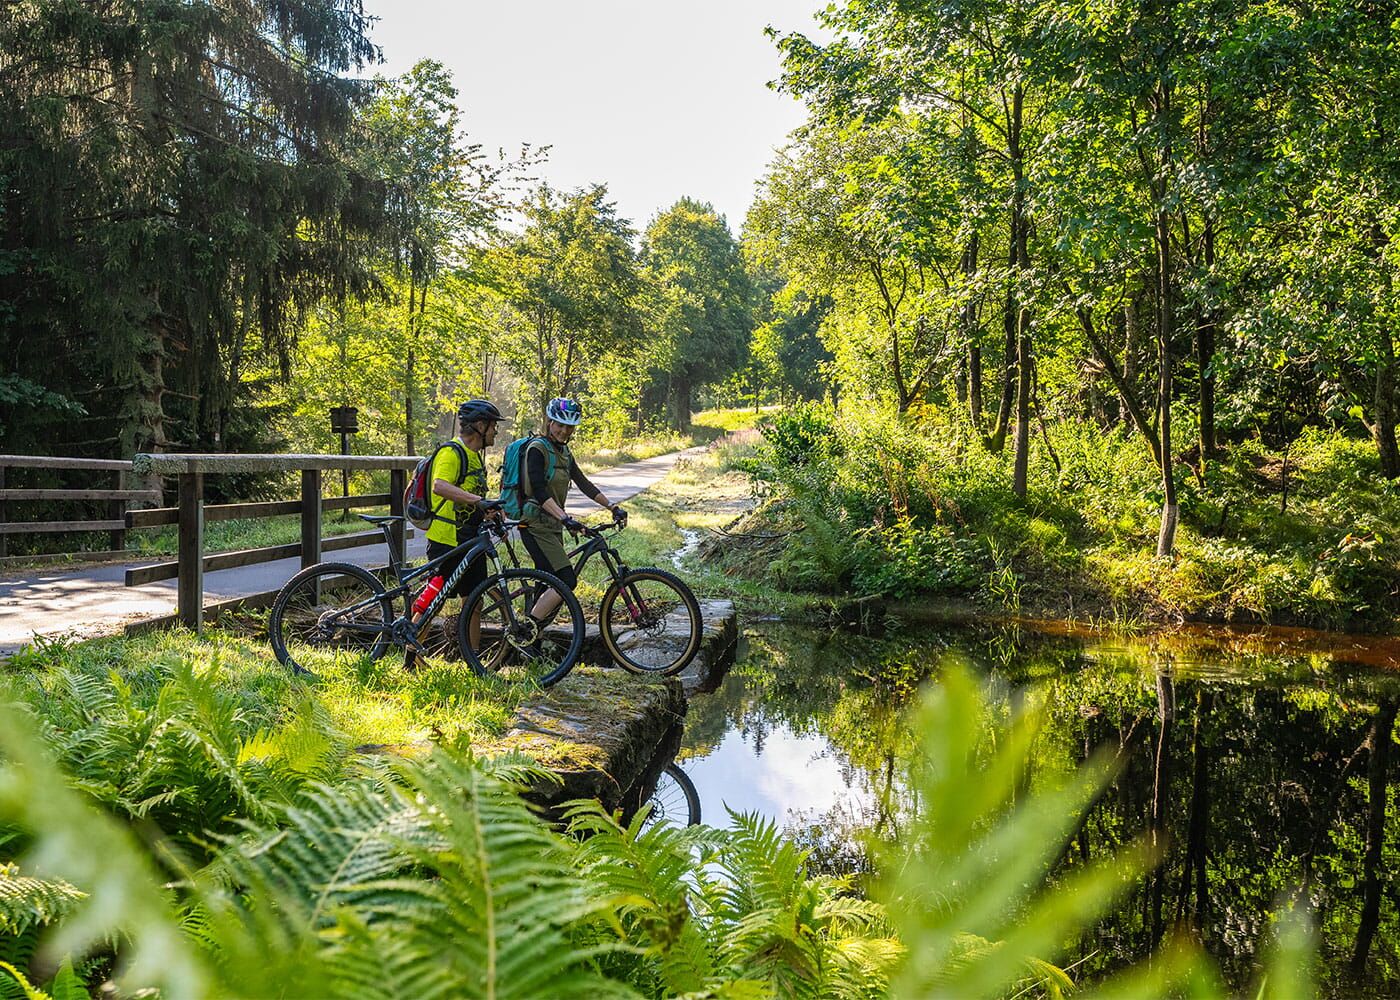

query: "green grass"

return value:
[132, 508, 391, 559]
[5, 624, 530, 760]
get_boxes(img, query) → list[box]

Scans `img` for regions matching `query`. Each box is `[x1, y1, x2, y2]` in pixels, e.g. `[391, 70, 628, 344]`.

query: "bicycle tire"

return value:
[269, 562, 395, 676]
[599, 567, 703, 676]
[458, 568, 585, 687]
[642, 762, 701, 828]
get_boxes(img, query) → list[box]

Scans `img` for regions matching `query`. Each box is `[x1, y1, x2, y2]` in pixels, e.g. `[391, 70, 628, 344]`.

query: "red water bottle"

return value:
[413, 576, 445, 615]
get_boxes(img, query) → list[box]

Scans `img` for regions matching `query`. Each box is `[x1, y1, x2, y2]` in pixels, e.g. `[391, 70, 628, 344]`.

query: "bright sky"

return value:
[359, 0, 825, 236]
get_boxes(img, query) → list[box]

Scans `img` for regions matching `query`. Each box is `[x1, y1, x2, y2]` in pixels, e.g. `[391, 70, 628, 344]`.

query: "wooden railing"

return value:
[0, 455, 161, 558]
[126, 453, 418, 630]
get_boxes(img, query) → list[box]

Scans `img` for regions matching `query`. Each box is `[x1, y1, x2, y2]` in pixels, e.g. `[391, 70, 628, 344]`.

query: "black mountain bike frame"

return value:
[500, 520, 629, 587]
[360, 514, 519, 652]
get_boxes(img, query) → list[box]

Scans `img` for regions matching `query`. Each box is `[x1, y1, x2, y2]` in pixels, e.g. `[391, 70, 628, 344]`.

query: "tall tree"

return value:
[746, 119, 958, 414]
[773, 0, 1059, 495]
[0, 0, 385, 458]
[492, 184, 644, 424]
[355, 60, 509, 454]
[642, 199, 754, 429]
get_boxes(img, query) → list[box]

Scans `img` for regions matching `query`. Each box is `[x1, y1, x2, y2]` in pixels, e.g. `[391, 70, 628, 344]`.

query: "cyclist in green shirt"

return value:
[520, 396, 625, 623]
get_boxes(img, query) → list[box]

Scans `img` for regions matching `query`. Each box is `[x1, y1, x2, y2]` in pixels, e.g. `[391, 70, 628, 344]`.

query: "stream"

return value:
[676, 617, 1400, 993]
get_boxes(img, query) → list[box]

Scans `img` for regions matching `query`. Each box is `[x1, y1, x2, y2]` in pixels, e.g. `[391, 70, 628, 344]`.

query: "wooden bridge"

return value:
[1, 452, 418, 633]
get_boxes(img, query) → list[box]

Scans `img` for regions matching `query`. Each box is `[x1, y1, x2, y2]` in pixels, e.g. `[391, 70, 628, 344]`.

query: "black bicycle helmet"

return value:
[458, 398, 508, 425]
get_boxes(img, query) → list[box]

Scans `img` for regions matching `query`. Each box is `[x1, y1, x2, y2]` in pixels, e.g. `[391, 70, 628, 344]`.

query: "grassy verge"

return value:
[131, 509, 385, 559]
[589, 434, 839, 621]
[6, 624, 531, 759]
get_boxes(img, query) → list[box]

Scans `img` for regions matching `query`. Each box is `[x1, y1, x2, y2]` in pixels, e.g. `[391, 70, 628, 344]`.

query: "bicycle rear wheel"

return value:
[599, 567, 702, 676]
[641, 763, 700, 828]
[269, 562, 394, 676]
[459, 568, 585, 687]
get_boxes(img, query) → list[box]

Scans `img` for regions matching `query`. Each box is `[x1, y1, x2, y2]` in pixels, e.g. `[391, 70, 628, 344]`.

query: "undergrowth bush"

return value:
[739, 402, 1400, 627]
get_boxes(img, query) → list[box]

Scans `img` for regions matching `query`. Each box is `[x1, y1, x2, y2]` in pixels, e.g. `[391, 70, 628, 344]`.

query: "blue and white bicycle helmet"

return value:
[545, 397, 583, 426]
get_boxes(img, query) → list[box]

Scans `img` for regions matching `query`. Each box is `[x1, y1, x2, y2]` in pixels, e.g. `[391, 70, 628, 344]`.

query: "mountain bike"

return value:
[268, 513, 584, 687]
[505, 514, 703, 676]
[641, 762, 701, 828]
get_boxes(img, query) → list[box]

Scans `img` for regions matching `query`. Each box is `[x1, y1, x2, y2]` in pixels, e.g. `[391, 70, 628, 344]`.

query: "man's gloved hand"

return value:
[478, 498, 504, 521]
[611, 505, 628, 526]
[561, 515, 584, 535]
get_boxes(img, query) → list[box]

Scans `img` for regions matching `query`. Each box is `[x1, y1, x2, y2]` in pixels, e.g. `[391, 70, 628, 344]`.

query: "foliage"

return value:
[490, 183, 647, 427]
[641, 199, 755, 429]
[732, 403, 1400, 628]
[0, 618, 1327, 997]
[0, 0, 386, 459]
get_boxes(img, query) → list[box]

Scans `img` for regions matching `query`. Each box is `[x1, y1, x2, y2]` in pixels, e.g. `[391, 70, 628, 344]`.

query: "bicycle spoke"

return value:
[601, 569, 701, 676]
[460, 569, 584, 686]
[642, 763, 700, 828]
[270, 563, 393, 675]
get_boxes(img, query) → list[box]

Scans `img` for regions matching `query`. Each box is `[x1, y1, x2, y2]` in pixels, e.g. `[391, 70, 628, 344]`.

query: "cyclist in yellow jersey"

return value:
[423, 399, 507, 619]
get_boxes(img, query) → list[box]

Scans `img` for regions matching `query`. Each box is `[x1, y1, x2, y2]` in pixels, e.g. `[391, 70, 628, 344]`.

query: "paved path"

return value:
[0, 443, 710, 656]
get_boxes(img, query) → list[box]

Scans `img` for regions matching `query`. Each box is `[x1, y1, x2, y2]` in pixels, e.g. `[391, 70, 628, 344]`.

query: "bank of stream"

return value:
[675, 614, 1400, 994]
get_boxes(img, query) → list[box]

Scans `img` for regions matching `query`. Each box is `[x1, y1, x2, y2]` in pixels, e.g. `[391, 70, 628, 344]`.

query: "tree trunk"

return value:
[1156, 205, 1178, 557]
[672, 377, 692, 432]
[128, 319, 167, 494]
[1197, 218, 1217, 460]
[405, 280, 418, 456]
[1077, 305, 1161, 467]
[991, 86, 1027, 455]
[1124, 295, 1141, 392]
[963, 234, 983, 428]
[1350, 698, 1396, 978]
[1013, 327, 1032, 498]
[989, 280, 1017, 452]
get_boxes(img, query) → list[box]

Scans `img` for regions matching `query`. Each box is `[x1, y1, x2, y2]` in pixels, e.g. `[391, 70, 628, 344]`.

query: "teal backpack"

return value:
[500, 435, 558, 518]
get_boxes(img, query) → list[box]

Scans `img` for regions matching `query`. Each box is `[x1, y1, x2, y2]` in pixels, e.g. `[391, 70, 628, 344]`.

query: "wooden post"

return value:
[389, 467, 407, 565]
[177, 472, 204, 631]
[109, 468, 126, 552]
[0, 465, 7, 558]
[301, 469, 322, 570]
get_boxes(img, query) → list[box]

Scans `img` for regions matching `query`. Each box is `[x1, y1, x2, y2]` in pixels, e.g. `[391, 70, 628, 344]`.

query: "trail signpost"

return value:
[329, 406, 359, 509]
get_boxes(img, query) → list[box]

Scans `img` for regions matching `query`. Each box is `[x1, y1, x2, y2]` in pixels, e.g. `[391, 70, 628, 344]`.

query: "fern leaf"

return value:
[0, 868, 84, 936]
[0, 705, 212, 997]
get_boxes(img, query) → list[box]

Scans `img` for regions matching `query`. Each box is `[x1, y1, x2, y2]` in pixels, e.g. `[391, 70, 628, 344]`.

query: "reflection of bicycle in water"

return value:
[503, 516, 704, 676]
[641, 763, 700, 828]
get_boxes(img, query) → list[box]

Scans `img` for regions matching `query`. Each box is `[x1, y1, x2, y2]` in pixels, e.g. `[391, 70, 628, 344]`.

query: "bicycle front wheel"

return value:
[642, 762, 701, 828]
[269, 562, 394, 676]
[459, 568, 584, 687]
[600, 568, 702, 676]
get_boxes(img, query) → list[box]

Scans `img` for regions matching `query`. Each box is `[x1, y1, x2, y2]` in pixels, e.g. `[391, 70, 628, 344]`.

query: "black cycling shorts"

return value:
[426, 539, 487, 597]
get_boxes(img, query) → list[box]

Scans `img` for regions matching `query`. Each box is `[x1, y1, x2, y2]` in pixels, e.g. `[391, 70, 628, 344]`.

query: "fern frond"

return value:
[883, 665, 1204, 999]
[0, 867, 84, 936]
[566, 799, 723, 994]
[385, 752, 637, 999]
[0, 960, 46, 1000]
[0, 705, 212, 997]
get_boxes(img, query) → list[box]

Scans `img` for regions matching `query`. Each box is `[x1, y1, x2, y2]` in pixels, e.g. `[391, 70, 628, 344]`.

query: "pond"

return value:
[676, 619, 1400, 995]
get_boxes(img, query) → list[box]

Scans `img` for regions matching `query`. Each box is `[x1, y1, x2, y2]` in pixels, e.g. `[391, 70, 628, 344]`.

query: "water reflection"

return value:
[678, 621, 1400, 993]
[686, 721, 874, 824]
